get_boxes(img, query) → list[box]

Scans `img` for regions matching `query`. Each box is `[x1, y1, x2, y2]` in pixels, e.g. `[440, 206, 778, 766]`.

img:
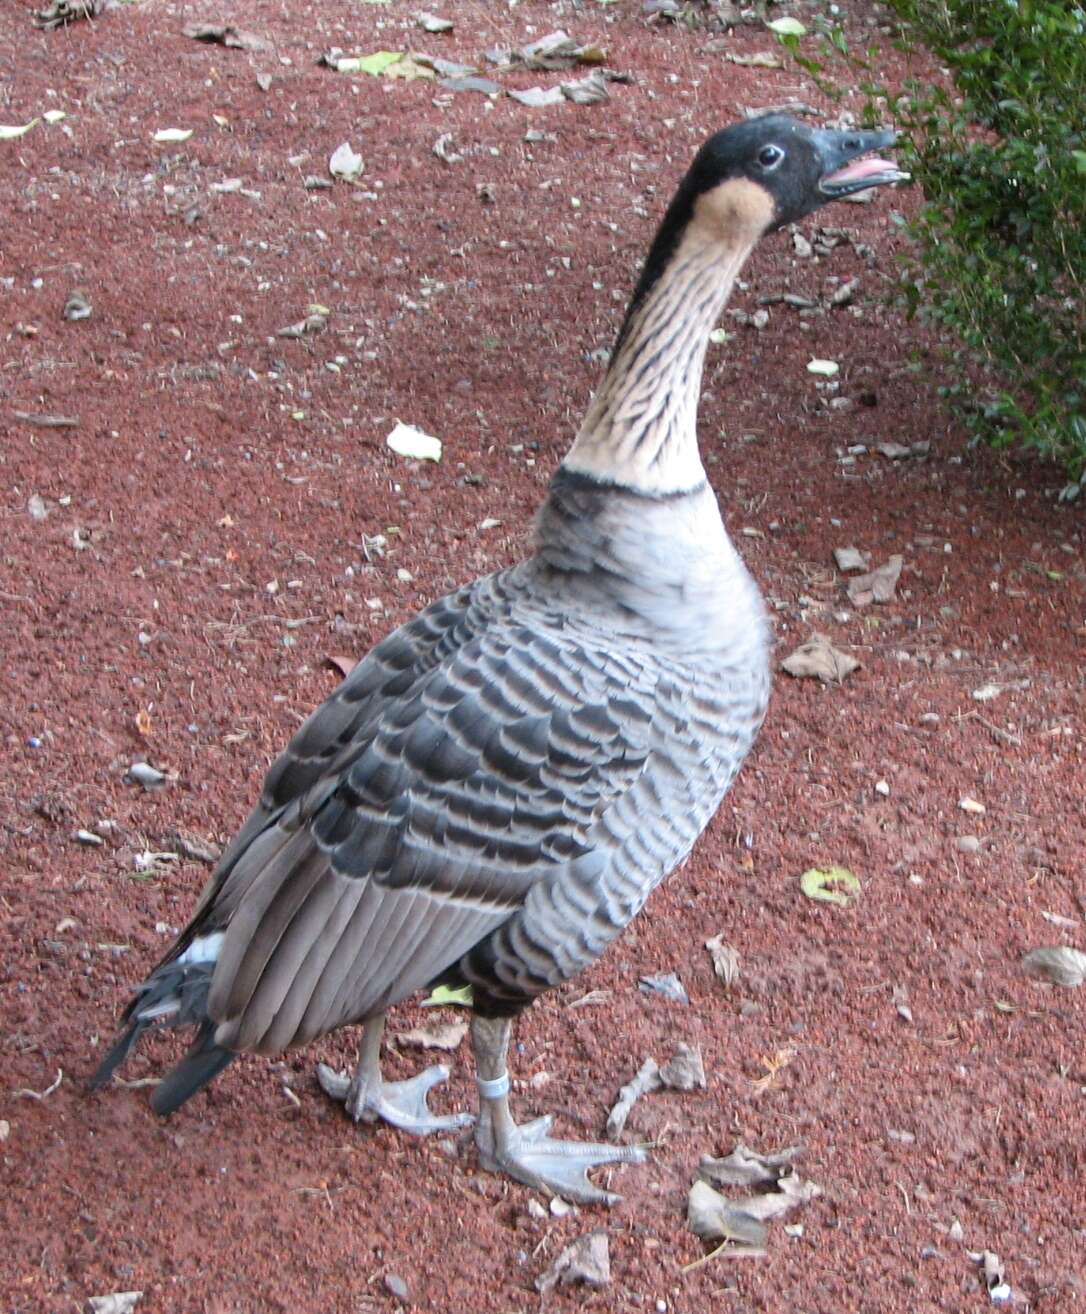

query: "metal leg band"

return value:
[476, 1071, 510, 1100]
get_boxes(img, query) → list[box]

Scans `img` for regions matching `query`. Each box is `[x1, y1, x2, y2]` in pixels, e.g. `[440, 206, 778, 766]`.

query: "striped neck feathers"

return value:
[562, 177, 774, 497]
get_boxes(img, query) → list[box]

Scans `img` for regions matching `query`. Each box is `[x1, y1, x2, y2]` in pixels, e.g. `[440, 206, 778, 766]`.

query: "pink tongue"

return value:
[823, 155, 897, 185]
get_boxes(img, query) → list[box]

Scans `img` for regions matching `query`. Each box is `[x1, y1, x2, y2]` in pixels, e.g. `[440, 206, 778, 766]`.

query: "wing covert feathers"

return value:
[98, 481, 770, 1084]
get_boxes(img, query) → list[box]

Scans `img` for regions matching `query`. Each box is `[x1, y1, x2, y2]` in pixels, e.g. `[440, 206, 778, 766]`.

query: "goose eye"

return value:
[757, 145, 784, 170]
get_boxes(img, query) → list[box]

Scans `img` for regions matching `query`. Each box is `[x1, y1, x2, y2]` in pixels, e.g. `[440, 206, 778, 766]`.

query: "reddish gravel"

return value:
[2, 1, 1084, 1311]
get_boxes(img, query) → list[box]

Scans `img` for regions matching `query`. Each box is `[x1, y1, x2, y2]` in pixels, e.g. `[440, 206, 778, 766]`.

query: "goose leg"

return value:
[317, 1013, 474, 1135]
[471, 1014, 647, 1205]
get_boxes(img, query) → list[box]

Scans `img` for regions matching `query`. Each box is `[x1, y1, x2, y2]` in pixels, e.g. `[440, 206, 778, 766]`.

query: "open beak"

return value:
[813, 127, 910, 198]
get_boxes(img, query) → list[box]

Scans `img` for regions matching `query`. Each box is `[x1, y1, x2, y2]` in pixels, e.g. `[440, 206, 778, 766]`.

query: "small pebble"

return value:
[383, 1273, 409, 1302]
[550, 1196, 575, 1217]
[956, 835, 982, 854]
[875, 779, 890, 797]
[638, 972, 689, 1005]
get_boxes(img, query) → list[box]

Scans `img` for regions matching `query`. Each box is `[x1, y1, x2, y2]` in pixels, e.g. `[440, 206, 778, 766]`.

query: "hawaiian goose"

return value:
[92, 117, 905, 1204]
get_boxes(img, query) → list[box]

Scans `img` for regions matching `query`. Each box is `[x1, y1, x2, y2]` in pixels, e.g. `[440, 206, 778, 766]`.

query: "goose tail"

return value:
[90, 932, 234, 1111]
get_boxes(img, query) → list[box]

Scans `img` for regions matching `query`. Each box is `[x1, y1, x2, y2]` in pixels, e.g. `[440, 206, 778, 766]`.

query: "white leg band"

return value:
[476, 1071, 510, 1100]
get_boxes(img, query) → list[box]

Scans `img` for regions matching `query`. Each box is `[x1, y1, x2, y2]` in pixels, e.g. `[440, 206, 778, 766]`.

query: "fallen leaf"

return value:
[329, 142, 364, 182]
[726, 51, 782, 68]
[699, 1143, 803, 1189]
[833, 546, 867, 573]
[742, 99, 820, 119]
[1022, 946, 1086, 988]
[126, 761, 169, 790]
[517, 30, 604, 71]
[35, 0, 112, 27]
[352, 50, 404, 75]
[87, 1295, 142, 1314]
[967, 1249, 1012, 1302]
[134, 709, 153, 737]
[43, 109, 68, 124]
[847, 555, 903, 606]
[384, 55, 436, 81]
[561, 70, 610, 104]
[416, 11, 453, 32]
[508, 86, 566, 108]
[277, 312, 328, 338]
[420, 984, 473, 1008]
[876, 440, 929, 459]
[415, 55, 477, 78]
[183, 23, 269, 51]
[658, 1042, 706, 1091]
[800, 865, 861, 907]
[780, 633, 860, 683]
[432, 133, 462, 164]
[751, 1046, 796, 1093]
[63, 289, 93, 321]
[705, 934, 740, 988]
[325, 654, 356, 679]
[766, 15, 807, 35]
[607, 1056, 661, 1138]
[687, 1179, 768, 1247]
[14, 411, 80, 428]
[638, 972, 689, 1004]
[441, 75, 501, 94]
[396, 1021, 468, 1050]
[387, 421, 442, 462]
[971, 683, 1002, 702]
[536, 1231, 610, 1293]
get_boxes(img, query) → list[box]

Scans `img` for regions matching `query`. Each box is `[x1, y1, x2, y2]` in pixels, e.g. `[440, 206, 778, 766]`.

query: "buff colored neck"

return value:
[562, 178, 775, 496]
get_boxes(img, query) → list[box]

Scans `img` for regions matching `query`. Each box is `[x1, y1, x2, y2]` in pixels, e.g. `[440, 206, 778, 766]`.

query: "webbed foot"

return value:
[477, 1111, 647, 1205]
[317, 1059, 474, 1135]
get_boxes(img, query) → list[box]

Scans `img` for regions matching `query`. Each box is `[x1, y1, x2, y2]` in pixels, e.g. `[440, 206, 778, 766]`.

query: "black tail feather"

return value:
[88, 1018, 148, 1089]
[90, 958, 221, 1101]
[151, 1022, 236, 1115]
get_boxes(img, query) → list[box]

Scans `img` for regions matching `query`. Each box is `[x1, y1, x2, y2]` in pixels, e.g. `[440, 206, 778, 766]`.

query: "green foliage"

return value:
[885, 0, 1086, 481]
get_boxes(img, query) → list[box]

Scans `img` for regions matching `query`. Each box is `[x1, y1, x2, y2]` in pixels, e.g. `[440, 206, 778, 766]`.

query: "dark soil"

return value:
[2, 1, 1083, 1311]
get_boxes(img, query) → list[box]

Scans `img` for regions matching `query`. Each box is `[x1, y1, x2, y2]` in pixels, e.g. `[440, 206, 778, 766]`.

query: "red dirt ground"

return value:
[2, 1, 1084, 1311]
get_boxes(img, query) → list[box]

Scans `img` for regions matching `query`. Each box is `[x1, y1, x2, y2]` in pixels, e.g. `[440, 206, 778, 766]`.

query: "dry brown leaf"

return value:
[687, 1180, 767, 1247]
[535, 1231, 610, 1293]
[751, 1047, 796, 1094]
[1022, 946, 1086, 988]
[698, 1143, 803, 1189]
[705, 933, 740, 988]
[780, 633, 860, 683]
[395, 1021, 468, 1051]
[183, 23, 269, 51]
[847, 554, 903, 607]
[658, 1042, 706, 1091]
[35, 0, 113, 29]
[726, 51, 782, 68]
[606, 1056, 660, 1138]
[134, 708, 153, 738]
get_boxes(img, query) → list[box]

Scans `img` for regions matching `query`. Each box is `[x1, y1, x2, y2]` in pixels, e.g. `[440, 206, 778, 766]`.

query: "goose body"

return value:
[93, 117, 905, 1202]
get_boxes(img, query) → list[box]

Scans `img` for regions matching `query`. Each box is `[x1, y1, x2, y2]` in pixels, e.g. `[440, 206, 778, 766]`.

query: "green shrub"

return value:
[884, 0, 1086, 485]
